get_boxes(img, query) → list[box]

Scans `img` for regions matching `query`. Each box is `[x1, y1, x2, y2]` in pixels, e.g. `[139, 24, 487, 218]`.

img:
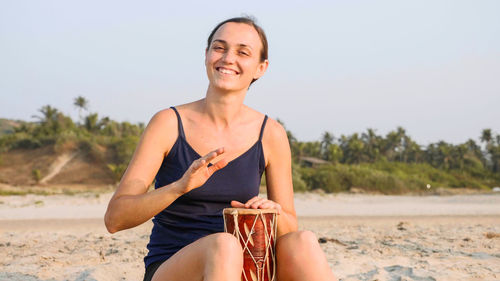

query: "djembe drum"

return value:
[223, 208, 278, 281]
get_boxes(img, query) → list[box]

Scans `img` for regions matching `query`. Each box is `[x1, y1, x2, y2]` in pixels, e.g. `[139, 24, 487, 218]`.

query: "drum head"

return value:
[223, 208, 278, 215]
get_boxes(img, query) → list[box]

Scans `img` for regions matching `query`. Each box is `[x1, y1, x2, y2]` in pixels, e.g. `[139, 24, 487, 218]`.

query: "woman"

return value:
[104, 17, 337, 281]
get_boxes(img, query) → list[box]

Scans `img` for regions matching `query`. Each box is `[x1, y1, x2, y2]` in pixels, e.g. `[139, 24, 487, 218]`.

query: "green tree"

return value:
[325, 143, 343, 163]
[320, 131, 334, 160]
[32, 105, 59, 125]
[480, 128, 497, 172]
[382, 127, 409, 162]
[84, 113, 100, 133]
[31, 105, 74, 137]
[302, 141, 322, 159]
[481, 129, 492, 144]
[340, 133, 365, 164]
[73, 96, 89, 124]
[361, 128, 381, 162]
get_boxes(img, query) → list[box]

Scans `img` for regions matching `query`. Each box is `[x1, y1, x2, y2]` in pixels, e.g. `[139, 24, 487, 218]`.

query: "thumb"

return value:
[231, 200, 245, 208]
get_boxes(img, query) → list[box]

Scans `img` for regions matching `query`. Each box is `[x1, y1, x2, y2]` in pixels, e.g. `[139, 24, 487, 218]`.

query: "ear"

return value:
[253, 59, 269, 80]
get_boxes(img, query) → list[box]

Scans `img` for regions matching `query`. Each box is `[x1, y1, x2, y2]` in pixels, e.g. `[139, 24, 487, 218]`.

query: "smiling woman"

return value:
[104, 16, 337, 281]
[205, 17, 269, 88]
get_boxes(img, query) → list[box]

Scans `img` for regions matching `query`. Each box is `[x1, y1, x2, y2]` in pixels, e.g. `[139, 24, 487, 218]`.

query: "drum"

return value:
[223, 208, 278, 281]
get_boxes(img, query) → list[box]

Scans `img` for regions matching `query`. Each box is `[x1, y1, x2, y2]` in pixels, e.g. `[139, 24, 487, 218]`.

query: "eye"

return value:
[213, 46, 225, 51]
[238, 51, 249, 56]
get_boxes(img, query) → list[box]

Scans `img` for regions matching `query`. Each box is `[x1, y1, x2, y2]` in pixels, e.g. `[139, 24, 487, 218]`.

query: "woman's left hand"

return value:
[231, 196, 282, 215]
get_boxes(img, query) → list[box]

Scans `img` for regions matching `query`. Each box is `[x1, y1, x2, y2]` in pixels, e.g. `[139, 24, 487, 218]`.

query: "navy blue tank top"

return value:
[144, 107, 268, 267]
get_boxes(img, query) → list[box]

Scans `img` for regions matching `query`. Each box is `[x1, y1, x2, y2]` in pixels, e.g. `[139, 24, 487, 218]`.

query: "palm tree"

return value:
[383, 130, 400, 161]
[361, 128, 380, 162]
[383, 127, 408, 162]
[339, 133, 365, 164]
[404, 140, 423, 163]
[325, 143, 343, 163]
[437, 141, 452, 170]
[480, 129, 495, 171]
[480, 129, 492, 144]
[84, 113, 100, 133]
[320, 131, 334, 160]
[31, 105, 71, 136]
[73, 96, 89, 124]
[465, 139, 484, 162]
[32, 105, 58, 124]
[303, 141, 322, 159]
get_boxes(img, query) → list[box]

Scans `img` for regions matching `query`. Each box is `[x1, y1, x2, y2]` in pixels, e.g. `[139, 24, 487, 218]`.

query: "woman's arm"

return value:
[104, 109, 178, 233]
[263, 118, 298, 236]
[231, 118, 298, 237]
[104, 109, 227, 233]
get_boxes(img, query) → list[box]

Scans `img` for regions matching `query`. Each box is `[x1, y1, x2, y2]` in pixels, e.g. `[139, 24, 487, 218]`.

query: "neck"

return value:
[202, 85, 247, 129]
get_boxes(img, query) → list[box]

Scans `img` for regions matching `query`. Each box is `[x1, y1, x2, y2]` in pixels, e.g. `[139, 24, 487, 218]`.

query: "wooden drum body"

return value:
[223, 208, 278, 281]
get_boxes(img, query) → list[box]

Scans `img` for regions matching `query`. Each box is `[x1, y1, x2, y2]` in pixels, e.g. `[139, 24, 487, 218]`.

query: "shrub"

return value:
[109, 135, 139, 165]
[107, 163, 127, 183]
[32, 169, 42, 183]
[292, 162, 309, 192]
[300, 165, 348, 193]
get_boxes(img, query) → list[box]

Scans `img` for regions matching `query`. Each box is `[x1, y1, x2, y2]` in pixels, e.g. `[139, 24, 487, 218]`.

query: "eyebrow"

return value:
[212, 39, 253, 50]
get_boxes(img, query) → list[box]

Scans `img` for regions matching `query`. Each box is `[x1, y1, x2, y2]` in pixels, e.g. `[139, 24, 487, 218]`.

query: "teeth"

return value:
[218, 68, 237, 75]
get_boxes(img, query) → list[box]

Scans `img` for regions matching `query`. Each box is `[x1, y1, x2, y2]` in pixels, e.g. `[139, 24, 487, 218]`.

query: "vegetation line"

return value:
[0, 96, 499, 194]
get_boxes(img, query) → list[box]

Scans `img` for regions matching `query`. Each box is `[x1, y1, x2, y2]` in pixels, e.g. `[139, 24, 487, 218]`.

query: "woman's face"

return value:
[205, 22, 268, 92]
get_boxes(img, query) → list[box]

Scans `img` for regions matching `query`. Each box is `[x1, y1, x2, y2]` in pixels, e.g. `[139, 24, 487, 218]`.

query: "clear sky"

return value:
[1, 0, 499, 145]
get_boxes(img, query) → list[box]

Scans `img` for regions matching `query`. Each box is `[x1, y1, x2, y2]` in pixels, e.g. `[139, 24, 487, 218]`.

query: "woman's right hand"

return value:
[177, 147, 228, 193]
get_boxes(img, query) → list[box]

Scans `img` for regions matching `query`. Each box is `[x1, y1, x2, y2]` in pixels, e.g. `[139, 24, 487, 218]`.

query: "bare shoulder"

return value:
[148, 108, 177, 134]
[261, 116, 290, 166]
[145, 108, 179, 156]
[115, 107, 179, 192]
[152, 107, 177, 122]
[240, 105, 286, 142]
[262, 117, 288, 144]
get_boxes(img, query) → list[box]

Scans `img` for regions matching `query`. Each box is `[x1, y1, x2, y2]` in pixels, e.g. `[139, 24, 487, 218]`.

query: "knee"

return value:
[208, 233, 243, 262]
[277, 230, 321, 259]
[294, 230, 318, 245]
[279, 230, 318, 248]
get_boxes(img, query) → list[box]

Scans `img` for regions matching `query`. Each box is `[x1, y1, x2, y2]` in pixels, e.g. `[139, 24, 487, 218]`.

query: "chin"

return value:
[212, 80, 247, 92]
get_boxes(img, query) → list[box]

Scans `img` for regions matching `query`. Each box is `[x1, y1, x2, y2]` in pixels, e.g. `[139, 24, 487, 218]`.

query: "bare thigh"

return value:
[151, 232, 243, 281]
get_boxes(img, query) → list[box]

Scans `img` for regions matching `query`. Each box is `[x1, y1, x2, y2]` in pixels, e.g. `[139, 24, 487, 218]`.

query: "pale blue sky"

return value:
[1, 0, 499, 144]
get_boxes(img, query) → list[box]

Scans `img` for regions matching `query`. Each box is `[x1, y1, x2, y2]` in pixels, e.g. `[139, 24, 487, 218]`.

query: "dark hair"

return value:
[206, 16, 268, 86]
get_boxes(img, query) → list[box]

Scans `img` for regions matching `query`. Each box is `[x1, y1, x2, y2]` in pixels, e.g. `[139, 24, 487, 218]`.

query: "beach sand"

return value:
[1, 192, 499, 281]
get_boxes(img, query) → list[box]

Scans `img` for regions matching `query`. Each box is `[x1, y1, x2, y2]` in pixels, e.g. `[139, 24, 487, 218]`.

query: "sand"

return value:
[1, 192, 499, 281]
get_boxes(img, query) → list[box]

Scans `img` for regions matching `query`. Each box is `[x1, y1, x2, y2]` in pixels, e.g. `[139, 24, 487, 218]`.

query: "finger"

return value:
[231, 200, 245, 208]
[191, 159, 206, 171]
[250, 198, 267, 209]
[259, 202, 282, 214]
[244, 196, 261, 208]
[202, 147, 225, 163]
[208, 158, 228, 174]
[259, 202, 274, 209]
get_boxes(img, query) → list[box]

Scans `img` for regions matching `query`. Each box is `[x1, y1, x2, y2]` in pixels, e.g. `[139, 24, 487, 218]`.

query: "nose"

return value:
[221, 50, 236, 64]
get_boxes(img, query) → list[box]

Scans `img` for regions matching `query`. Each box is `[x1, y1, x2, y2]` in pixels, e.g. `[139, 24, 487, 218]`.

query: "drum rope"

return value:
[224, 209, 278, 281]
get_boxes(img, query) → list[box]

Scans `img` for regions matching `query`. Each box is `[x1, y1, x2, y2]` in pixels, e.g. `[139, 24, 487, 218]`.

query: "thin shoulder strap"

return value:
[170, 106, 186, 139]
[258, 115, 268, 141]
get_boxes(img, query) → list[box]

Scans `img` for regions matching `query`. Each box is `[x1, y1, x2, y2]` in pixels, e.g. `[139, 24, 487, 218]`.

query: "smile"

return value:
[216, 67, 239, 75]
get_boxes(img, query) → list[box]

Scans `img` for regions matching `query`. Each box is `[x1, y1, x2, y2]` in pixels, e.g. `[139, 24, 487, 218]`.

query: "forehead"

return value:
[212, 22, 262, 49]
